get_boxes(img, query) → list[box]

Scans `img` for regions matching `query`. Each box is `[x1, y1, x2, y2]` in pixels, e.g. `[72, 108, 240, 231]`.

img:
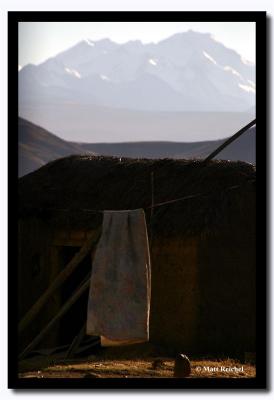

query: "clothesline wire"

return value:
[22, 178, 255, 215]
[147, 178, 255, 209]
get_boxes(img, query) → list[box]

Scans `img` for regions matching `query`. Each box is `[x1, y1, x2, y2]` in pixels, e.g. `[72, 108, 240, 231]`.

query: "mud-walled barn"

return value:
[18, 156, 256, 357]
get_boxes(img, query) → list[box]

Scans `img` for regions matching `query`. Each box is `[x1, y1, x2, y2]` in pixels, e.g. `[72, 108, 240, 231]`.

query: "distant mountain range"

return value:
[19, 31, 255, 143]
[18, 117, 255, 177]
[19, 31, 255, 112]
[79, 126, 256, 163]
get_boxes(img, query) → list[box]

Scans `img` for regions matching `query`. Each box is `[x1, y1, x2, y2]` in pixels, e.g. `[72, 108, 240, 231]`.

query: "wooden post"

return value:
[150, 171, 154, 247]
[203, 119, 256, 163]
[19, 276, 91, 360]
[19, 229, 101, 335]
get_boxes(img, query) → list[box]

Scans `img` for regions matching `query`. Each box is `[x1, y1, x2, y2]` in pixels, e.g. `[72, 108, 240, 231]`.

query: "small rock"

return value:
[151, 359, 164, 370]
[173, 354, 191, 377]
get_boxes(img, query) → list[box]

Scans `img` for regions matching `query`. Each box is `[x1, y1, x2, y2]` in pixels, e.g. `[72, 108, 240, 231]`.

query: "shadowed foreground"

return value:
[19, 356, 255, 379]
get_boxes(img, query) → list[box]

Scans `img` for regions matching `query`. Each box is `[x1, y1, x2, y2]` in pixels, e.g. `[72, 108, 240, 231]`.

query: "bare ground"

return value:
[19, 356, 256, 379]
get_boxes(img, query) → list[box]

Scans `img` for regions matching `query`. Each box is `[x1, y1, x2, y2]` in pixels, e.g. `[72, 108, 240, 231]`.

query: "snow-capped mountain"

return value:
[19, 31, 255, 113]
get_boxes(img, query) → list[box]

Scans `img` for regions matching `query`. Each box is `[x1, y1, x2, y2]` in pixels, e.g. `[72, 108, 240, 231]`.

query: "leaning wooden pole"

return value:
[203, 119, 256, 163]
[19, 229, 101, 335]
[19, 276, 91, 360]
[65, 323, 87, 359]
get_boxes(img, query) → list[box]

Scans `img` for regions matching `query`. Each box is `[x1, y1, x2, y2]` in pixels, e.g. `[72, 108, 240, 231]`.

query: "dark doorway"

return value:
[58, 246, 91, 346]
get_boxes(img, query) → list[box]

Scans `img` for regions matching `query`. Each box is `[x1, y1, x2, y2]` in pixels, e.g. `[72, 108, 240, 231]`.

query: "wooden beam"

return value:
[19, 229, 101, 335]
[203, 119, 256, 163]
[19, 276, 91, 360]
[65, 323, 86, 359]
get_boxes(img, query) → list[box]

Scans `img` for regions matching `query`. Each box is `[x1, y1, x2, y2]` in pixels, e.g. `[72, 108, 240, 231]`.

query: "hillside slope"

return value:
[18, 117, 255, 178]
[18, 117, 94, 177]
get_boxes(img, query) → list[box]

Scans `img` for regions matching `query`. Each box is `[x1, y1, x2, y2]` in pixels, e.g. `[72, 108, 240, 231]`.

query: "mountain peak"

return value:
[19, 31, 255, 114]
[97, 37, 113, 43]
[161, 30, 211, 42]
[156, 30, 211, 50]
[122, 39, 144, 50]
[84, 38, 95, 46]
[96, 37, 117, 48]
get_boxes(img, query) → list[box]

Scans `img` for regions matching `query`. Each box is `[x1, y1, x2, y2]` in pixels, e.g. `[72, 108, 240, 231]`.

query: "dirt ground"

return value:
[19, 356, 256, 379]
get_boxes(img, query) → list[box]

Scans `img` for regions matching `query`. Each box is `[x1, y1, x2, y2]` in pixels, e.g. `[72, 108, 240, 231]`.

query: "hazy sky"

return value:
[19, 21, 255, 67]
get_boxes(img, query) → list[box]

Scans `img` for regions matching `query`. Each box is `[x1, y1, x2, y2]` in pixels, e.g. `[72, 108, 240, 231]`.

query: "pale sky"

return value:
[19, 21, 255, 67]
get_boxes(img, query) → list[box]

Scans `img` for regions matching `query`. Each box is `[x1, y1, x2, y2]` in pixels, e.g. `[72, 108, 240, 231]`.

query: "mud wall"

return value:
[196, 185, 256, 356]
[149, 236, 200, 353]
[196, 229, 256, 356]
[18, 214, 255, 356]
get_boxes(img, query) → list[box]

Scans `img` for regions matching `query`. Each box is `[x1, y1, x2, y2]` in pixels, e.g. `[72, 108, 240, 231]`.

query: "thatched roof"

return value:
[19, 155, 256, 236]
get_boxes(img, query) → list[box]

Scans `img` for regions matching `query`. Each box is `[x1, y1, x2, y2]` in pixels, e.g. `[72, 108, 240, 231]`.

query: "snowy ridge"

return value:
[19, 30, 255, 113]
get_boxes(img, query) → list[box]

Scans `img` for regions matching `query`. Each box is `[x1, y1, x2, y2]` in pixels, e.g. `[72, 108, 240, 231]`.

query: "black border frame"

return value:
[9, 10, 267, 390]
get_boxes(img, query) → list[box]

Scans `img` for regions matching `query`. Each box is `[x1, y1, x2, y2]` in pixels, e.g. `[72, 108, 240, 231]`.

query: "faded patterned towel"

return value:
[86, 209, 151, 346]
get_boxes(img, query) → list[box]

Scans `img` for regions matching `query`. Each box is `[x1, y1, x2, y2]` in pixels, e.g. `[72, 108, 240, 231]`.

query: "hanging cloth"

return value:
[86, 209, 151, 346]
